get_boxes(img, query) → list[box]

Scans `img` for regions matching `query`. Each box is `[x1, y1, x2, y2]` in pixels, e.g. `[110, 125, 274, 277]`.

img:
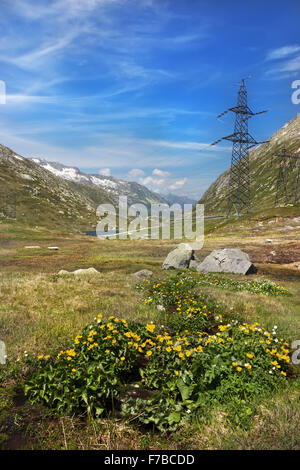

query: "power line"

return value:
[211, 78, 268, 218]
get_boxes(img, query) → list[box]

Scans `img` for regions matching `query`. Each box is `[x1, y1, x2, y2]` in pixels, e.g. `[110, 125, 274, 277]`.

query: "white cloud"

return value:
[139, 176, 165, 186]
[265, 45, 300, 77]
[144, 138, 227, 151]
[267, 45, 300, 61]
[6, 94, 56, 105]
[266, 54, 300, 76]
[128, 168, 145, 178]
[99, 167, 111, 176]
[152, 168, 170, 177]
[169, 178, 187, 190]
[279, 55, 300, 72]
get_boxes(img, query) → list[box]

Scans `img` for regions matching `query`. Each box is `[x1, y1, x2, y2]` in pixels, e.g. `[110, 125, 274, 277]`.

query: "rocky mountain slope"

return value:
[31, 158, 166, 207]
[199, 113, 300, 215]
[0, 144, 115, 231]
[0, 144, 171, 232]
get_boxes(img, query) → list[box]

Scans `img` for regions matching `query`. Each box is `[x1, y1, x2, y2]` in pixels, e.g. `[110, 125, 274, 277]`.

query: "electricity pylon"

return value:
[274, 148, 300, 205]
[211, 79, 267, 218]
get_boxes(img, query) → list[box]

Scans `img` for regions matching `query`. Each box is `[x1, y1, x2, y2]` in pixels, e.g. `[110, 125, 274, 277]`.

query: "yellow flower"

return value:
[281, 371, 287, 376]
[37, 355, 44, 360]
[232, 362, 238, 367]
[105, 349, 110, 354]
[174, 370, 179, 376]
[166, 347, 172, 353]
[146, 323, 156, 333]
[236, 367, 242, 372]
[245, 363, 252, 370]
[146, 350, 152, 356]
[120, 356, 125, 361]
[72, 368, 76, 372]
[246, 353, 254, 359]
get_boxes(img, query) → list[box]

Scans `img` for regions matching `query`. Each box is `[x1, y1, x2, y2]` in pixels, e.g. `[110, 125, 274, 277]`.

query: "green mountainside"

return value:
[0, 144, 115, 232]
[199, 113, 300, 215]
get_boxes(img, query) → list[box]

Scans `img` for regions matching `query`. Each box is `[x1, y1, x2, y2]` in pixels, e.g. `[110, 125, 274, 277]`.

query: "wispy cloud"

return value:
[139, 176, 165, 186]
[266, 45, 300, 61]
[152, 168, 170, 177]
[169, 178, 187, 190]
[99, 167, 111, 176]
[128, 168, 145, 178]
[265, 44, 300, 77]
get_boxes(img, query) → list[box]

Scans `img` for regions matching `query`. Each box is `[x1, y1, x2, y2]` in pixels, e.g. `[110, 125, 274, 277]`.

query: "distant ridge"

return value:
[31, 158, 167, 207]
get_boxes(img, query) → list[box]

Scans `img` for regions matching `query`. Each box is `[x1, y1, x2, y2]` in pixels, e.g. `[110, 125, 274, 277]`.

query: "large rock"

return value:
[195, 248, 257, 275]
[189, 259, 200, 270]
[162, 243, 194, 270]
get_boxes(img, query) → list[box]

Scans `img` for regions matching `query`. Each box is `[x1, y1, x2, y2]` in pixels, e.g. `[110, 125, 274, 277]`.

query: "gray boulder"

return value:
[195, 248, 257, 275]
[189, 259, 200, 270]
[133, 269, 153, 279]
[162, 243, 194, 270]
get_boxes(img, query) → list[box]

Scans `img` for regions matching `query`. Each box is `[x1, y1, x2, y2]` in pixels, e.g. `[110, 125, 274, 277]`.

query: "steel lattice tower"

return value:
[274, 148, 300, 206]
[211, 79, 267, 218]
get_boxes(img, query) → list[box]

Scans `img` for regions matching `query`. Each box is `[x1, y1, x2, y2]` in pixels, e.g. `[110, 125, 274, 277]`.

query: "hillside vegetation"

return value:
[200, 113, 300, 215]
[0, 208, 299, 449]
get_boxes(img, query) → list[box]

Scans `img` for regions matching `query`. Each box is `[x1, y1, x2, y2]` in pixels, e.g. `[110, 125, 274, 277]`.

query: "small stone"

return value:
[73, 267, 99, 275]
[133, 269, 153, 279]
[24, 245, 41, 249]
[48, 246, 59, 250]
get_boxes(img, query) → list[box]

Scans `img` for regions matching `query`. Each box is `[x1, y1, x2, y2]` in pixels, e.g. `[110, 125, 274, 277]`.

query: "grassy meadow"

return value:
[0, 209, 300, 450]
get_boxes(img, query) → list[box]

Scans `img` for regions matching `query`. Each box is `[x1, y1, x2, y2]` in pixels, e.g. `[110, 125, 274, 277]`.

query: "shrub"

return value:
[25, 274, 291, 430]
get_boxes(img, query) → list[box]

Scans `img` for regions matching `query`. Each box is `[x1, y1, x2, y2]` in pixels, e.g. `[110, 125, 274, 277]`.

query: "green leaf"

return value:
[168, 412, 181, 424]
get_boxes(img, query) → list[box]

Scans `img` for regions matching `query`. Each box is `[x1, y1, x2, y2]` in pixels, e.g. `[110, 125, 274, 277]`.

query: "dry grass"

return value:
[1, 214, 300, 450]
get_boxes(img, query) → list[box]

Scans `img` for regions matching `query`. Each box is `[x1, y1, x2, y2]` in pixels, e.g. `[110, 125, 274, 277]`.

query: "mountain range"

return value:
[0, 145, 196, 231]
[30, 158, 166, 208]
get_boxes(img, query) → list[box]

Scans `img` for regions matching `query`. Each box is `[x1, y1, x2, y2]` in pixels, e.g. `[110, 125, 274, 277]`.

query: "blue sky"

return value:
[0, 0, 299, 199]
